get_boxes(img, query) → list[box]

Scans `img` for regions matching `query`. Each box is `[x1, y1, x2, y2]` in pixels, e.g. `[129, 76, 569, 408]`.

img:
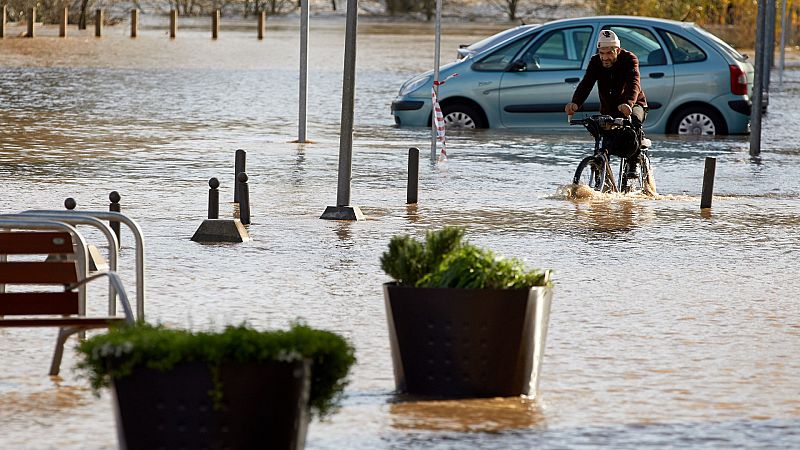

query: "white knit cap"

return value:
[597, 30, 620, 48]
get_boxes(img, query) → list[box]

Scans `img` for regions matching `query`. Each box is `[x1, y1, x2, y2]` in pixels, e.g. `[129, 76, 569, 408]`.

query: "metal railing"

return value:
[20, 210, 146, 321]
[0, 213, 120, 315]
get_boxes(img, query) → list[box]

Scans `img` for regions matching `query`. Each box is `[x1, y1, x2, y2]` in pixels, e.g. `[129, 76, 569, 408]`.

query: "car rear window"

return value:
[692, 25, 749, 63]
[657, 29, 707, 63]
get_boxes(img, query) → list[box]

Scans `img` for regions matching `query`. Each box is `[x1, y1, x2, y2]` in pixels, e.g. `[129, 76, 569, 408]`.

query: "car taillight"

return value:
[729, 65, 748, 95]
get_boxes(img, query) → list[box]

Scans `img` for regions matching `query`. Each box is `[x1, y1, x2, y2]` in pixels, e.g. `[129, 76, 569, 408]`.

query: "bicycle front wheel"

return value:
[573, 155, 607, 192]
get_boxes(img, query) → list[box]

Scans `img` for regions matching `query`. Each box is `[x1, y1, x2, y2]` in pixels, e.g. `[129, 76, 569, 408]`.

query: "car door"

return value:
[498, 25, 594, 128]
[603, 24, 675, 126]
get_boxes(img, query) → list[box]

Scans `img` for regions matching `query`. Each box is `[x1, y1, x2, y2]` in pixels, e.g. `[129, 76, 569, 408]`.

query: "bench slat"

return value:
[0, 232, 74, 254]
[0, 262, 78, 283]
[0, 292, 79, 315]
[0, 317, 127, 327]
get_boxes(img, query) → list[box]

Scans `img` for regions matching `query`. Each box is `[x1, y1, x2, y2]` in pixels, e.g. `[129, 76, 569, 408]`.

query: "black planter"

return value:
[111, 359, 311, 450]
[383, 283, 552, 398]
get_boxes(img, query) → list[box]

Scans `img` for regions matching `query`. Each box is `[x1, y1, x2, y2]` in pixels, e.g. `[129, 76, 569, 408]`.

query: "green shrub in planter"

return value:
[381, 226, 553, 398]
[381, 226, 551, 288]
[77, 322, 356, 419]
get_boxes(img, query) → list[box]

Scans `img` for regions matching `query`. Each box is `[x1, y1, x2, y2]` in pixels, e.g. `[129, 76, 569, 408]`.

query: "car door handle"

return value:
[565, 77, 580, 83]
[649, 72, 665, 78]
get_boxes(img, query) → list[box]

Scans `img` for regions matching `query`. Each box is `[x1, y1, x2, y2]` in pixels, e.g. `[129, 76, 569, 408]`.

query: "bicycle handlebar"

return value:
[569, 114, 632, 129]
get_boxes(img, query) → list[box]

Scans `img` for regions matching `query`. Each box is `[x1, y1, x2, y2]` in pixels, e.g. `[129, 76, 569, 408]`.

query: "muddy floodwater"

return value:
[1, 17, 799, 449]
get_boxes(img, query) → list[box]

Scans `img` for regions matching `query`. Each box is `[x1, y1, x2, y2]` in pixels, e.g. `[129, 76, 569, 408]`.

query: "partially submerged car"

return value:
[392, 16, 754, 135]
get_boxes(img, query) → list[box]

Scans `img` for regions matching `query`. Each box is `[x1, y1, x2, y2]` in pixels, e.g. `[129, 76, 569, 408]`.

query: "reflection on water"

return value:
[1, 19, 800, 450]
[389, 396, 546, 433]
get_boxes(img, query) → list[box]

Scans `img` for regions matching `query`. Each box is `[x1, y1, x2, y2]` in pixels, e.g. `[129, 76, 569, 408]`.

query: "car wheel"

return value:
[441, 103, 487, 129]
[669, 106, 727, 136]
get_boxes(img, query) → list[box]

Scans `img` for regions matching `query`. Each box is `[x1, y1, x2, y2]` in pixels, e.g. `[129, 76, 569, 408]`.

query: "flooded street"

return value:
[1, 17, 799, 449]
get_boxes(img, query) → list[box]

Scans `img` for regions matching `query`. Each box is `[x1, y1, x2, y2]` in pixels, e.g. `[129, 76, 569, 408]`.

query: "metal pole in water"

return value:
[131, 9, 138, 38]
[26, 7, 35, 38]
[319, 0, 364, 221]
[170, 9, 177, 39]
[337, 0, 356, 207]
[765, 0, 777, 110]
[430, 0, 442, 162]
[60, 7, 67, 37]
[700, 157, 717, 209]
[95, 9, 103, 37]
[238, 173, 251, 225]
[750, 0, 767, 157]
[212, 10, 219, 39]
[208, 178, 219, 219]
[780, 0, 788, 86]
[258, 11, 265, 40]
[299, 0, 309, 143]
[109, 191, 121, 246]
[234, 149, 246, 203]
[407, 147, 419, 204]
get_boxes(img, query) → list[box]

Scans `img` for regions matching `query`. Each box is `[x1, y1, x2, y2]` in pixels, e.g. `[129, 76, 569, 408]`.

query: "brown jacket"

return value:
[571, 49, 647, 117]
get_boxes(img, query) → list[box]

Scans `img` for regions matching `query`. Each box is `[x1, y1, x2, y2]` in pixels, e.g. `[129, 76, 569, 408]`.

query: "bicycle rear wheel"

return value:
[573, 155, 607, 192]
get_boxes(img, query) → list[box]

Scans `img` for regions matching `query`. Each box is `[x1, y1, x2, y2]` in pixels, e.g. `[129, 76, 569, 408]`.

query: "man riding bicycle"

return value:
[565, 30, 648, 178]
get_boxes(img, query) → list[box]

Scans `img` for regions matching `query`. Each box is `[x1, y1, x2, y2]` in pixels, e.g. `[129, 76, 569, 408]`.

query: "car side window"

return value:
[656, 29, 707, 63]
[605, 26, 666, 66]
[472, 36, 532, 71]
[518, 26, 593, 71]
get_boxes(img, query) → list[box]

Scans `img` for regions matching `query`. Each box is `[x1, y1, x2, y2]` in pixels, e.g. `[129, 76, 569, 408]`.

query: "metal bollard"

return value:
[65, 197, 77, 210]
[59, 7, 67, 37]
[131, 9, 138, 38]
[208, 178, 220, 219]
[170, 9, 177, 38]
[26, 7, 35, 38]
[109, 191, 121, 245]
[95, 9, 102, 37]
[258, 11, 265, 40]
[700, 156, 716, 209]
[407, 147, 419, 204]
[237, 172, 251, 225]
[212, 10, 219, 39]
[234, 149, 246, 202]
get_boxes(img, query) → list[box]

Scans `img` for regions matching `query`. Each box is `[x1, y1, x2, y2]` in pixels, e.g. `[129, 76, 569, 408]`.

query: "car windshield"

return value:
[465, 25, 540, 55]
[692, 25, 748, 62]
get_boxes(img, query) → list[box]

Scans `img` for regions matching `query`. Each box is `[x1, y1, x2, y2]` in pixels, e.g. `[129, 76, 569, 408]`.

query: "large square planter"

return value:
[111, 359, 311, 450]
[383, 283, 552, 398]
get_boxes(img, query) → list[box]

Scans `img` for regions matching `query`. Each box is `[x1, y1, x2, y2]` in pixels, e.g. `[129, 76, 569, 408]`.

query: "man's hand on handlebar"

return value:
[618, 103, 632, 117]
[565, 103, 579, 115]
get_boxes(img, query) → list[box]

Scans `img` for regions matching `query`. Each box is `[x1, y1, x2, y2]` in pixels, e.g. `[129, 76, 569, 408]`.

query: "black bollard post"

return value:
[238, 172, 251, 225]
[65, 197, 77, 210]
[208, 177, 220, 219]
[109, 191, 121, 246]
[700, 157, 716, 209]
[234, 149, 246, 203]
[407, 147, 419, 204]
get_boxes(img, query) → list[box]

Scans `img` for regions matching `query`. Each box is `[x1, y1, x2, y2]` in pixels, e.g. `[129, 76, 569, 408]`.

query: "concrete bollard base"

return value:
[191, 219, 250, 243]
[320, 205, 365, 221]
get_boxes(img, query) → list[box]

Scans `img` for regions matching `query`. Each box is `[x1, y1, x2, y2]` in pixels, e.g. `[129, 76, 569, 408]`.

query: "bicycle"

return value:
[570, 114, 655, 195]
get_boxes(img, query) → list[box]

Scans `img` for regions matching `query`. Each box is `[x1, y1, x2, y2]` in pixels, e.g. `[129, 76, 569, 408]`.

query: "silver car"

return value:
[392, 16, 755, 135]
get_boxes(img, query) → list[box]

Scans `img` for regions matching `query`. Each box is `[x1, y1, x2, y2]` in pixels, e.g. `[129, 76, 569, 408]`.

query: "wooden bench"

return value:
[0, 225, 134, 375]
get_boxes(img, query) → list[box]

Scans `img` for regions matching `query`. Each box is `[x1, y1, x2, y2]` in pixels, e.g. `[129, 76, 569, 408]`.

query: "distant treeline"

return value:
[3, 0, 800, 47]
[595, 0, 800, 48]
